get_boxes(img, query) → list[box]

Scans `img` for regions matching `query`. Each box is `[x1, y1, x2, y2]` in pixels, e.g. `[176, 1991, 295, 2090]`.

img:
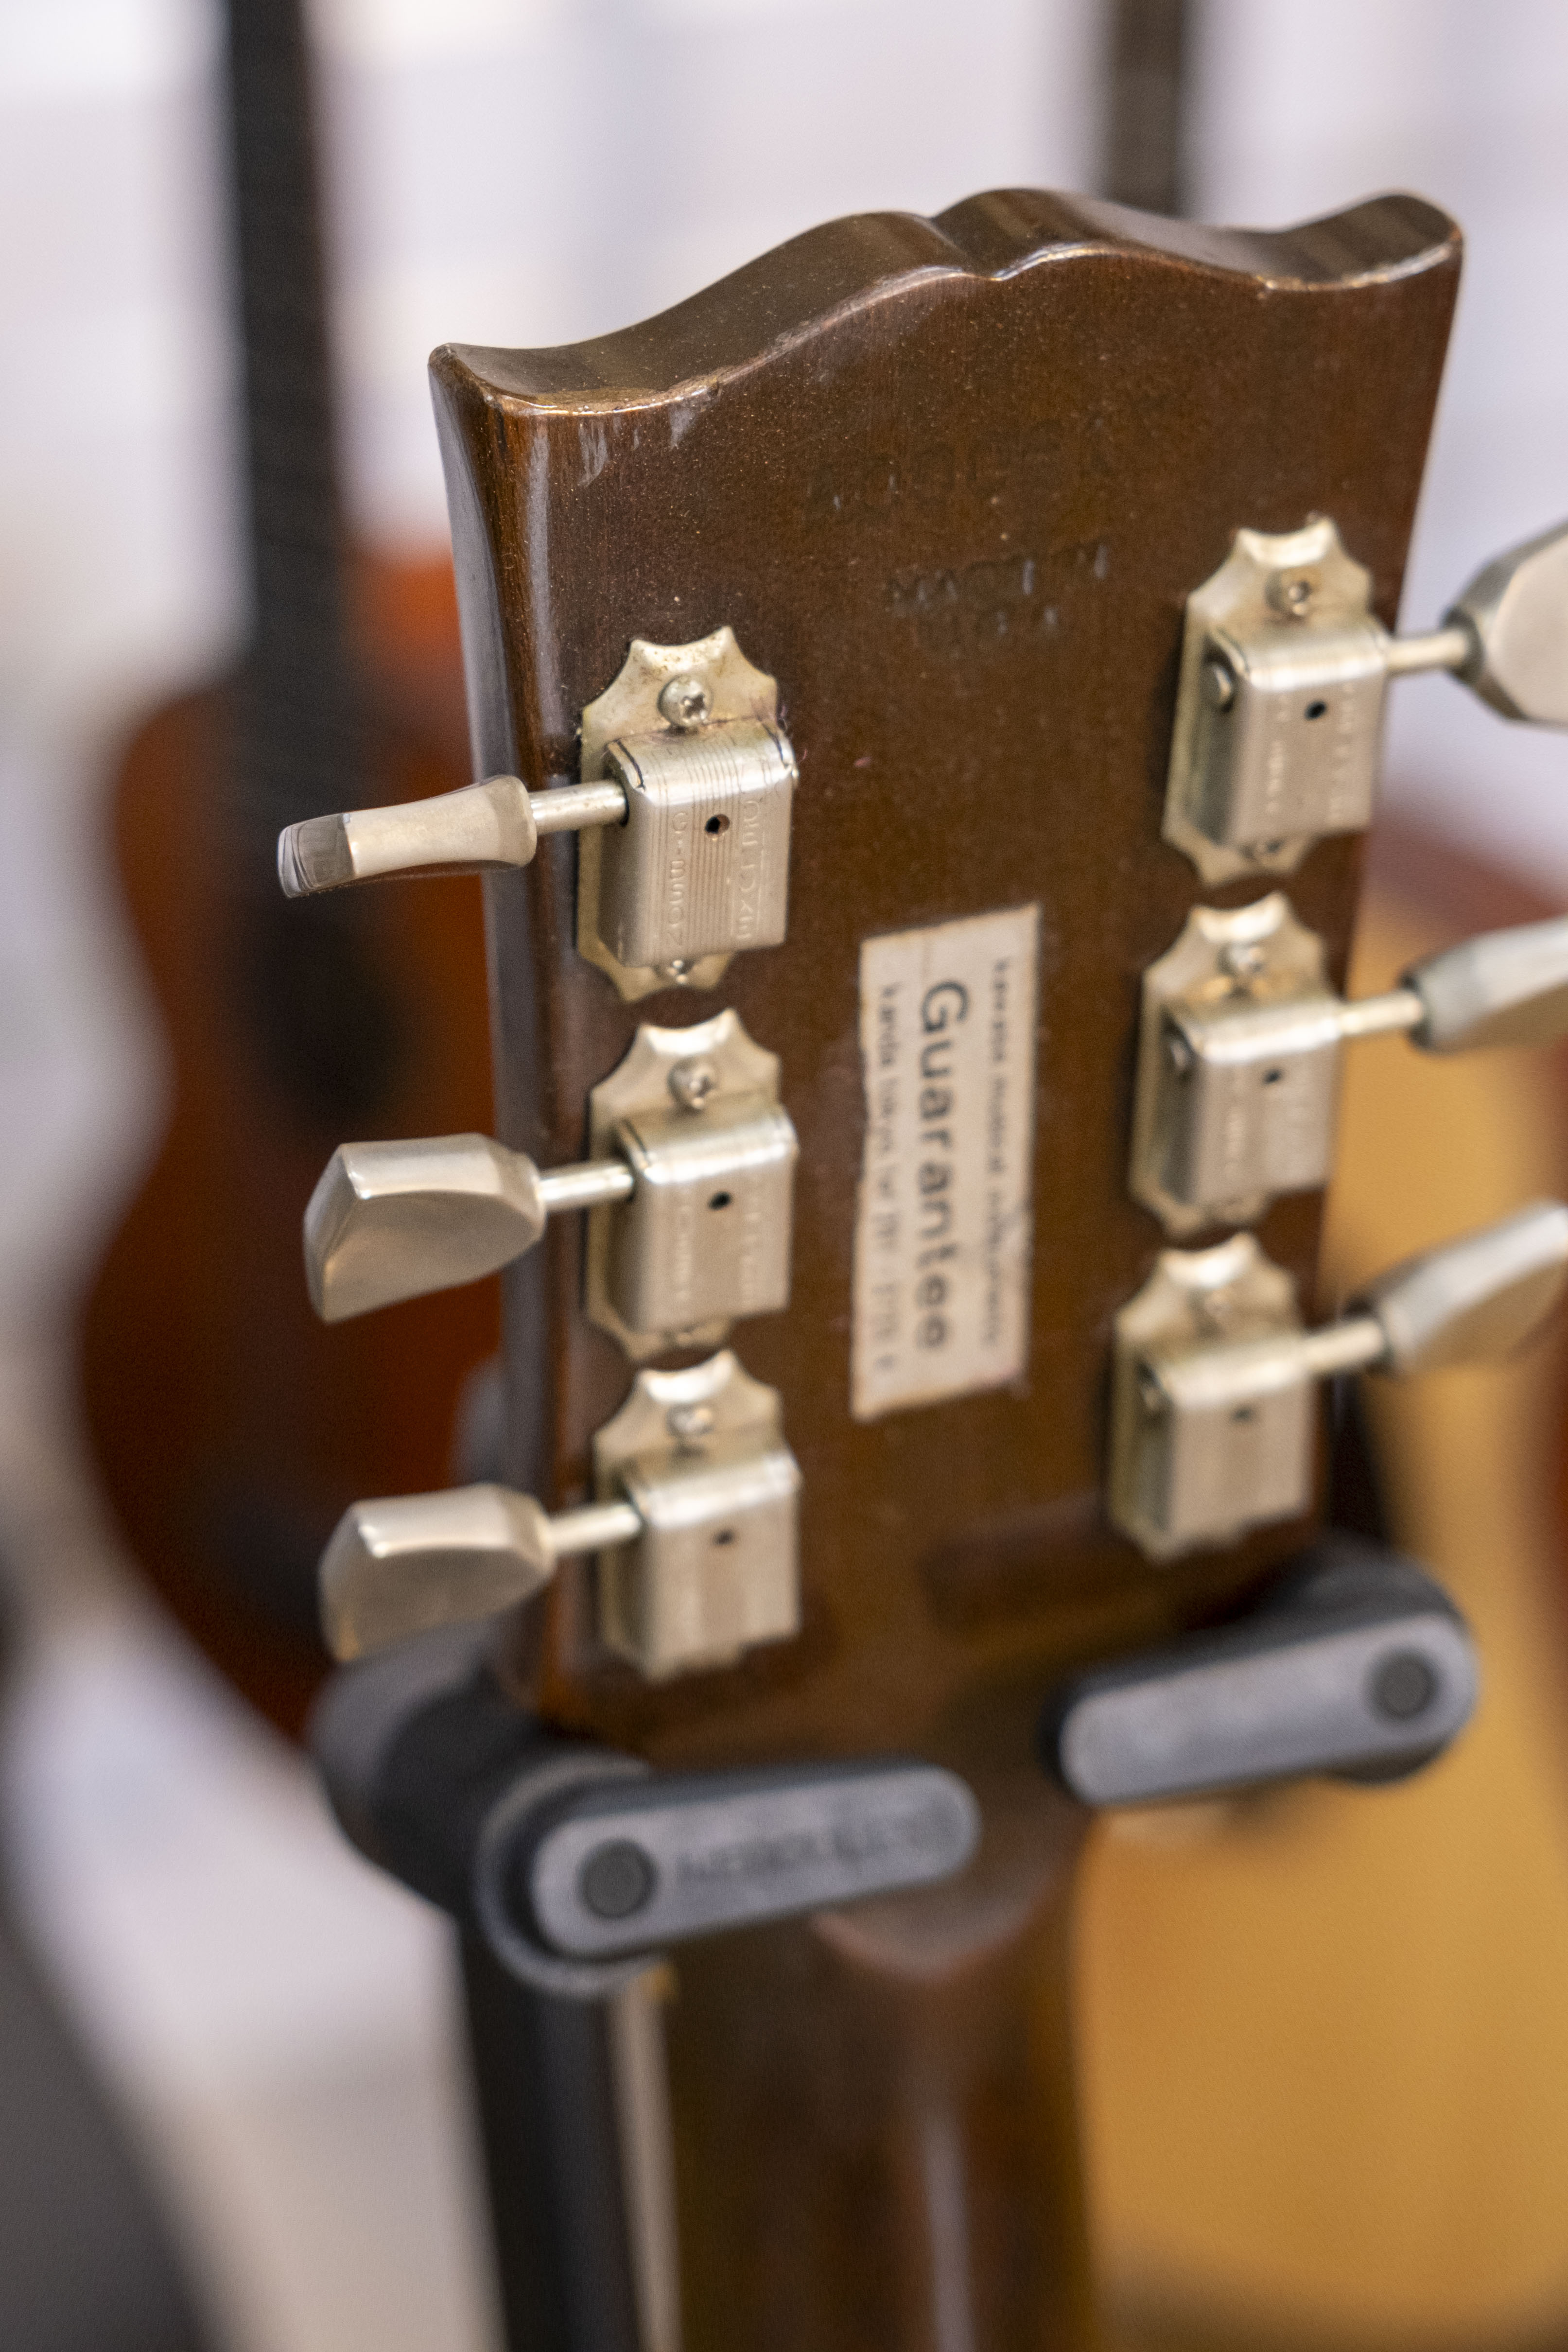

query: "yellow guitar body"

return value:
[1082, 865, 1568, 2350]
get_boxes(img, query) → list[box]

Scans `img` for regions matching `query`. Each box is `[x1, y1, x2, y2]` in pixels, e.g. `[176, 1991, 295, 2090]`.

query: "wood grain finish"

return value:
[431, 192, 1459, 2352]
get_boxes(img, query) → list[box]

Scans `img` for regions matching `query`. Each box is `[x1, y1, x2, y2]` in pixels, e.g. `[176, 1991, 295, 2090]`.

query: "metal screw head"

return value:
[1202, 658, 1237, 711]
[668, 1057, 719, 1112]
[1268, 571, 1316, 620]
[658, 674, 712, 731]
[1195, 1288, 1239, 1334]
[667, 1402, 716, 1442]
[1220, 941, 1268, 984]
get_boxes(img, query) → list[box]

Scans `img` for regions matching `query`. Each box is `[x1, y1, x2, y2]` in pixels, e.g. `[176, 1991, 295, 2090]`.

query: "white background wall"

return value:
[2, 5, 1568, 2348]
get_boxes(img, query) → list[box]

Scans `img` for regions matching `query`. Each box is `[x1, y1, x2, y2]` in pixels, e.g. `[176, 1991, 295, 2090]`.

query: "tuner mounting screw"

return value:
[668, 1057, 719, 1112]
[1220, 940, 1268, 984]
[1268, 571, 1316, 620]
[658, 674, 712, 731]
[1202, 658, 1237, 711]
[667, 1403, 716, 1442]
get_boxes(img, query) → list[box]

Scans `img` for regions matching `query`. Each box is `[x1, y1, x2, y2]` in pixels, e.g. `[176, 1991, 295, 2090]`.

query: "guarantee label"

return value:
[852, 904, 1040, 1420]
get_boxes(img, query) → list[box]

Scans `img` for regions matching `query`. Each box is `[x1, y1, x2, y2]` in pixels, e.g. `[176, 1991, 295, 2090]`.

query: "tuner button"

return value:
[320, 1484, 558, 1662]
[1405, 915, 1568, 1053]
[305, 1135, 548, 1321]
[1356, 1198, 1568, 1374]
[320, 1357, 802, 1673]
[1446, 517, 1568, 726]
[278, 773, 540, 898]
[1043, 1541, 1478, 1806]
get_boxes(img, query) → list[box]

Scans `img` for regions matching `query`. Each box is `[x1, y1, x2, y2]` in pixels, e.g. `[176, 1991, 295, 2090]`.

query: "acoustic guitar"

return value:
[78, 0, 494, 1734]
[273, 188, 1568, 2352]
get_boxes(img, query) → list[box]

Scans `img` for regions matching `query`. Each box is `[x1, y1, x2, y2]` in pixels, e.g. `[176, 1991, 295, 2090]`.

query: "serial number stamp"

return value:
[852, 905, 1040, 1420]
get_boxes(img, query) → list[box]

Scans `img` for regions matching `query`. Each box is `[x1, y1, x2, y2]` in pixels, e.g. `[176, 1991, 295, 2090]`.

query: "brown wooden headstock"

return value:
[425, 191, 1459, 1775]
[296, 192, 1479, 2352]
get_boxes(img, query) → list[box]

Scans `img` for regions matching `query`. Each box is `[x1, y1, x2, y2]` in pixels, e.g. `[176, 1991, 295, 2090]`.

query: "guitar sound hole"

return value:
[708, 1190, 732, 1210]
[705, 813, 730, 835]
[1304, 698, 1328, 720]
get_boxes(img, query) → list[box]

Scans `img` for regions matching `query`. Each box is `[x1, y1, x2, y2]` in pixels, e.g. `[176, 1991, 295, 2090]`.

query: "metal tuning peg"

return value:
[312, 1633, 978, 2001]
[1132, 895, 1568, 1232]
[321, 1352, 801, 1680]
[306, 1009, 796, 1355]
[1164, 515, 1568, 882]
[278, 626, 797, 998]
[1109, 1200, 1568, 1559]
[278, 769, 622, 895]
[1041, 1539, 1477, 1807]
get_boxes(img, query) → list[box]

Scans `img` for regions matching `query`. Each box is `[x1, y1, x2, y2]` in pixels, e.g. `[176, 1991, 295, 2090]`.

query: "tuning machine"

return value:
[1042, 1540, 1477, 1806]
[1109, 1201, 1568, 1559]
[307, 1009, 795, 1356]
[1165, 515, 1568, 881]
[278, 626, 796, 999]
[321, 1351, 801, 1680]
[1131, 895, 1568, 1233]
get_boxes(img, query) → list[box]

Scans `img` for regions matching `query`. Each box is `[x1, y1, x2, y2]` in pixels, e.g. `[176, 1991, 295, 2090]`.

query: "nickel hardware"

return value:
[320, 1351, 801, 1680]
[1131, 895, 1568, 1233]
[1109, 1201, 1568, 1560]
[278, 626, 796, 997]
[1165, 515, 1568, 882]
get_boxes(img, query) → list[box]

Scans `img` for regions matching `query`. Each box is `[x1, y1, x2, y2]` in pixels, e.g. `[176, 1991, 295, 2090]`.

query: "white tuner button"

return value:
[1110, 1202, 1568, 1559]
[1132, 897, 1568, 1233]
[320, 1352, 801, 1681]
[277, 773, 626, 897]
[305, 1135, 625, 1321]
[1446, 517, 1568, 726]
[319, 1485, 635, 1663]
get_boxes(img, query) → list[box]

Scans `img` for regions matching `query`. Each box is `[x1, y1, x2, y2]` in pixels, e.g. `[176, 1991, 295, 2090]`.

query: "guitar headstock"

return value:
[276, 186, 1568, 2352]
[293, 188, 1568, 1840]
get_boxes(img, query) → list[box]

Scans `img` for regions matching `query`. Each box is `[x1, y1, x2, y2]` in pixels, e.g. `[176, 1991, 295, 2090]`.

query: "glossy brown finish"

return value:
[670, 1785, 1094, 2352]
[79, 562, 497, 1737]
[435, 190, 1459, 1759]
[434, 191, 1459, 2352]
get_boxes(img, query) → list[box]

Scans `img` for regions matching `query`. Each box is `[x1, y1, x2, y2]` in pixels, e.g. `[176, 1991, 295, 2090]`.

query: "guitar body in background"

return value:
[80, 558, 492, 1733]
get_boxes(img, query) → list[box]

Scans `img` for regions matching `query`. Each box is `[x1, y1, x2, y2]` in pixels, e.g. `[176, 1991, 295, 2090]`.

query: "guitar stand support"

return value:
[311, 1627, 980, 2001]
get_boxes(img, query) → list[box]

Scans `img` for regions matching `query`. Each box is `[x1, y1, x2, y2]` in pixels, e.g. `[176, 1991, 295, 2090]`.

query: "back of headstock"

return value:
[427, 191, 1462, 1760]
[281, 191, 1568, 2352]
